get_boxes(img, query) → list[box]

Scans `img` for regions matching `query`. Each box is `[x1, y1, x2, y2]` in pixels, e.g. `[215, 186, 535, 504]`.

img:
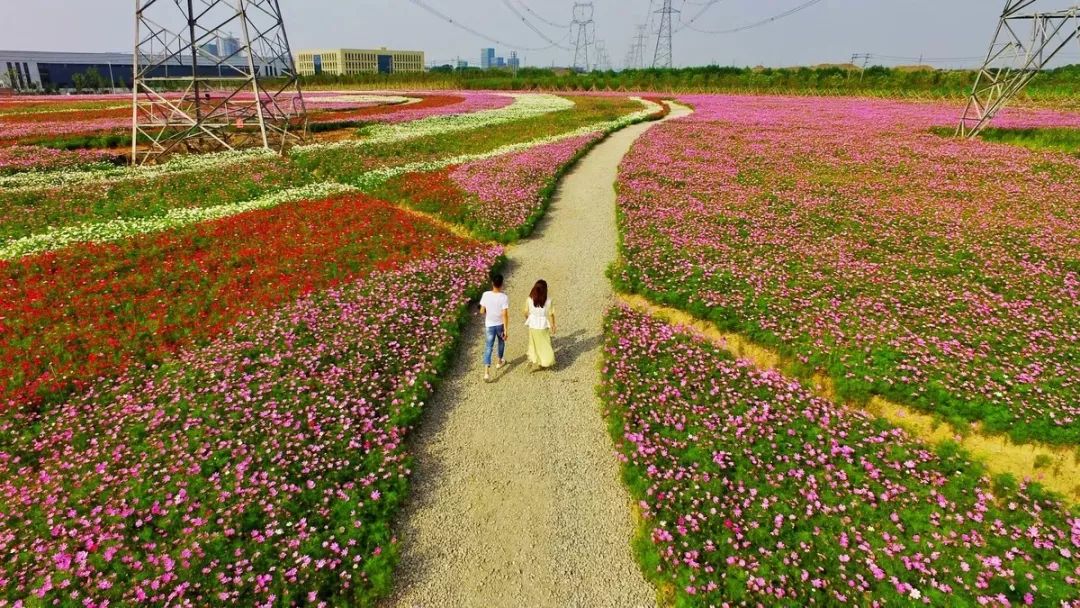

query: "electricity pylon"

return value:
[595, 40, 612, 71]
[571, 2, 596, 72]
[958, 1, 1080, 137]
[653, 0, 679, 68]
[850, 52, 873, 81]
[628, 24, 649, 69]
[132, 0, 307, 165]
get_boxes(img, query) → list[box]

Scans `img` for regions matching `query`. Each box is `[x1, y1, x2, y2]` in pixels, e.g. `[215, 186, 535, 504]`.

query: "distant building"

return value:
[200, 42, 219, 57]
[295, 48, 425, 76]
[218, 35, 241, 58]
[480, 48, 495, 69]
[0, 49, 283, 90]
[496, 57, 506, 68]
[456, 59, 469, 69]
[508, 51, 521, 70]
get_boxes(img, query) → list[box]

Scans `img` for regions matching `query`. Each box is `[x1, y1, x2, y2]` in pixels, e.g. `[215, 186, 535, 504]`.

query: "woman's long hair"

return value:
[529, 280, 548, 308]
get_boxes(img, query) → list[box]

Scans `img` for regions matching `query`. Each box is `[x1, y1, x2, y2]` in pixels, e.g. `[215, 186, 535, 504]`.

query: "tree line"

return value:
[299, 64, 1080, 101]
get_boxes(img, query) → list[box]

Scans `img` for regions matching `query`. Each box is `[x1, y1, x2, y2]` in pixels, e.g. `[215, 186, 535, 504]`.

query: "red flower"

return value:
[0, 192, 472, 409]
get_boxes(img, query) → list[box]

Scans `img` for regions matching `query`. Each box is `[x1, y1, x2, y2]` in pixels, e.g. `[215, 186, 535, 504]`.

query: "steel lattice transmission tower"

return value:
[595, 40, 613, 71]
[958, 0, 1080, 137]
[628, 24, 649, 69]
[653, 0, 678, 68]
[571, 2, 596, 72]
[132, 0, 307, 165]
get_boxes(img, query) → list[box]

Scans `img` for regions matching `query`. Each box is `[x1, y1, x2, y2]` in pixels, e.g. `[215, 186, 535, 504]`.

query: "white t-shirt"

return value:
[479, 291, 509, 327]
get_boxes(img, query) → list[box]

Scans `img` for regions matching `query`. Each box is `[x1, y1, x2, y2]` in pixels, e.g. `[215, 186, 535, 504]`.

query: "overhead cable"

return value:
[674, 0, 725, 32]
[870, 53, 994, 64]
[405, 0, 568, 51]
[684, 0, 826, 34]
[515, 1, 572, 28]
[500, 0, 574, 50]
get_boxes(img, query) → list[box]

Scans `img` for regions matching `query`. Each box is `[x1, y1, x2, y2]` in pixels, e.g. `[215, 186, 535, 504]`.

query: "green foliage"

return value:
[599, 306, 1080, 607]
[30, 132, 131, 151]
[977, 127, 1080, 155]
[298, 64, 1080, 101]
[611, 266, 1080, 446]
[931, 125, 1080, 155]
[0, 156, 312, 242]
[69, 67, 111, 93]
[369, 105, 660, 245]
[295, 96, 643, 186]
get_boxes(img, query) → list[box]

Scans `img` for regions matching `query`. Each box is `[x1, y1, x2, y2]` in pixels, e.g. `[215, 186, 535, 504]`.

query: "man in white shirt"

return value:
[478, 274, 510, 383]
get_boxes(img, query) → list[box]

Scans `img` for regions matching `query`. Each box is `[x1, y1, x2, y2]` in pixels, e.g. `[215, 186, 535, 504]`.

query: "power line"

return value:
[499, 0, 573, 50]
[870, 53, 991, 64]
[405, 0, 567, 52]
[644, 0, 658, 45]
[684, 0, 826, 34]
[515, 1, 571, 29]
[853, 51, 1080, 69]
[674, 0, 725, 33]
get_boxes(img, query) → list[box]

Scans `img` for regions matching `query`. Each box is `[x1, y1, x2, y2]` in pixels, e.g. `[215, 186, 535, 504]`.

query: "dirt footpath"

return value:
[387, 105, 691, 608]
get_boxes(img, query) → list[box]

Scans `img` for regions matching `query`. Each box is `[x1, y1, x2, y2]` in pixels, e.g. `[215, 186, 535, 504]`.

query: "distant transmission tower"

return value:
[958, 0, 1080, 137]
[571, 2, 596, 72]
[850, 52, 873, 81]
[653, 0, 679, 68]
[595, 40, 612, 71]
[132, 0, 307, 165]
[629, 24, 649, 69]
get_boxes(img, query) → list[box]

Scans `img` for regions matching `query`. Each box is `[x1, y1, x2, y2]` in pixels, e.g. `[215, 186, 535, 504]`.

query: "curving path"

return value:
[388, 104, 691, 607]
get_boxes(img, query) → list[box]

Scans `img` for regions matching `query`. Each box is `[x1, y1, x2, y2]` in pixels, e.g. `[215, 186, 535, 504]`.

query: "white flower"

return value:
[294, 93, 576, 153]
[349, 98, 663, 191]
[0, 96, 664, 258]
[0, 182, 355, 259]
[0, 148, 272, 192]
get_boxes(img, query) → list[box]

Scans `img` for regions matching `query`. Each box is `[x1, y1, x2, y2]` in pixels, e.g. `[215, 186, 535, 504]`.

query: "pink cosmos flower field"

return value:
[0, 145, 120, 174]
[602, 305, 1080, 607]
[447, 132, 605, 235]
[0, 245, 501, 606]
[373, 132, 605, 242]
[615, 94, 1080, 445]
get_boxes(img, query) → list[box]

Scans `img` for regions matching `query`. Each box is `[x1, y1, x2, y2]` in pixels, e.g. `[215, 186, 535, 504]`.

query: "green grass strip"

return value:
[0, 182, 356, 260]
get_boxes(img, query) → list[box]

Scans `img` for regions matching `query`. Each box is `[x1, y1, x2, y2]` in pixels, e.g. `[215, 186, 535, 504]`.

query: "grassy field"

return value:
[930, 125, 1080, 154]
[977, 127, 1080, 154]
[298, 64, 1080, 104]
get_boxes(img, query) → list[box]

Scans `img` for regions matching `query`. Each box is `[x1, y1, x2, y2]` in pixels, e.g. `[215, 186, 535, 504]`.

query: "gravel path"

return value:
[389, 107, 689, 608]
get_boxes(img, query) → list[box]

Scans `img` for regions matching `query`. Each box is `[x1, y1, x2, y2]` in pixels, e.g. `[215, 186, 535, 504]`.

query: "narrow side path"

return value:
[389, 106, 690, 608]
[619, 293, 1080, 504]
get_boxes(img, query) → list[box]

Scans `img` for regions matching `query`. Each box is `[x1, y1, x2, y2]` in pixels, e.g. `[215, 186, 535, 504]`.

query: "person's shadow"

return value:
[487, 330, 599, 378]
[551, 329, 601, 371]
[499, 354, 529, 377]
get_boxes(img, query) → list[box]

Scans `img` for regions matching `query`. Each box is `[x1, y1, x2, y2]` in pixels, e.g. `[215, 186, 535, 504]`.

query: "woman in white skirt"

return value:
[524, 279, 556, 370]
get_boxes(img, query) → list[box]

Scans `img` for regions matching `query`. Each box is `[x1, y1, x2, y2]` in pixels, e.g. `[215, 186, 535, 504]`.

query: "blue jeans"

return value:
[484, 325, 505, 367]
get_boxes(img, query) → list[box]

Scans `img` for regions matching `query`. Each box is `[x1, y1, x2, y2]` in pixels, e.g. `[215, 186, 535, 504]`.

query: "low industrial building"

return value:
[295, 48, 425, 76]
[0, 49, 285, 91]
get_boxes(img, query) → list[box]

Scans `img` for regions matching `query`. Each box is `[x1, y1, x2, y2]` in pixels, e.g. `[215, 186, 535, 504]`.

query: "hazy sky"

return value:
[2, 1, 1078, 69]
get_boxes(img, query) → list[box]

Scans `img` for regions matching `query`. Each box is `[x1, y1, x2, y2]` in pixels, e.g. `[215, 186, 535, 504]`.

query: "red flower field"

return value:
[0, 192, 470, 409]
